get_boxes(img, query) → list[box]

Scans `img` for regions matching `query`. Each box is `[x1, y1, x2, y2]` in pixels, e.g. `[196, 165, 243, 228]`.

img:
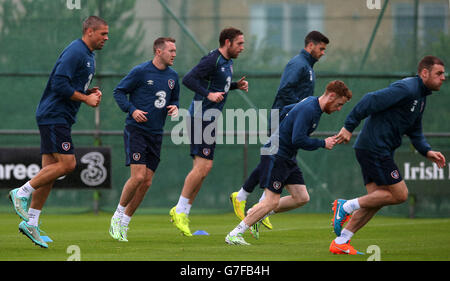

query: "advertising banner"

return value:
[395, 151, 450, 196]
[0, 147, 111, 189]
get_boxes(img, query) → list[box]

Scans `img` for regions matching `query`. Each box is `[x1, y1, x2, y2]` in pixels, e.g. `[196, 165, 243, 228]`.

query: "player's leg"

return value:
[10, 151, 76, 221]
[28, 153, 76, 189]
[226, 188, 280, 245]
[119, 164, 148, 207]
[242, 165, 261, 194]
[125, 168, 154, 217]
[27, 154, 59, 221]
[170, 156, 212, 236]
[330, 180, 408, 255]
[273, 184, 310, 213]
[357, 180, 408, 209]
[175, 156, 213, 213]
[117, 168, 154, 242]
[343, 180, 408, 233]
[110, 164, 146, 239]
[334, 180, 408, 235]
[18, 153, 75, 249]
[10, 123, 76, 221]
[330, 182, 379, 255]
[230, 165, 260, 221]
[185, 156, 213, 204]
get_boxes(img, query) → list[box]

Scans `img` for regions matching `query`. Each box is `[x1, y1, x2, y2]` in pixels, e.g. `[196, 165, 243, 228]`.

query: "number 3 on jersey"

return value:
[154, 90, 167, 109]
[224, 76, 231, 93]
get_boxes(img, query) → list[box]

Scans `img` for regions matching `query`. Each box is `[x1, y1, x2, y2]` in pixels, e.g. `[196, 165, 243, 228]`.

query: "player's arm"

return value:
[70, 90, 101, 107]
[52, 51, 100, 107]
[405, 115, 431, 157]
[276, 62, 305, 105]
[406, 117, 447, 168]
[113, 67, 147, 122]
[291, 110, 327, 151]
[279, 103, 296, 122]
[182, 54, 224, 103]
[230, 76, 248, 92]
[344, 83, 411, 133]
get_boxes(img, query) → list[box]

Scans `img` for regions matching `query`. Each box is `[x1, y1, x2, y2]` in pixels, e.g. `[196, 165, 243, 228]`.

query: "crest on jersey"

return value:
[62, 142, 71, 151]
[133, 153, 141, 161]
[202, 148, 211, 156]
[273, 181, 282, 190]
[391, 170, 400, 179]
[168, 79, 175, 90]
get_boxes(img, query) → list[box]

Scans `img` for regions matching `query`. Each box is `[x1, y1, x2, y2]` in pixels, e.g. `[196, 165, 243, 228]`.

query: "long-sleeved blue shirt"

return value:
[183, 49, 238, 119]
[263, 96, 325, 160]
[344, 76, 432, 157]
[113, 61, 180, 135]
[36, 39, 96, 126]
[271, 49, 317, 110]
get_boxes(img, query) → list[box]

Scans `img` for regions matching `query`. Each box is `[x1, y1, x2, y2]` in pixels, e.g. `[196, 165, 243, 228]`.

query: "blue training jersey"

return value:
[344, 76, 432, 157]
[271, 49, 317, 110]
[183, 49, 238, 119]
[113, 61, 180, 135]
[36, 39, 96, 126]
[263, 96, 325, 160]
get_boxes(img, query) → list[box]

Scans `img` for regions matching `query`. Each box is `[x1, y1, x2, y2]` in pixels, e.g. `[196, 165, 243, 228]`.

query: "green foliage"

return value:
[0, 0, 145, 73]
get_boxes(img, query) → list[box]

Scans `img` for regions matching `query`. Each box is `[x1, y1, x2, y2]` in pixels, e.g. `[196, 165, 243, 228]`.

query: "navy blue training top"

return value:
[113, 61, 180, 135]
[263, 96, 325, 160]
[183, 49, 238, 119]
[36, 39, 95, 126]
[344, 76, 432, 157]
[271, 49, 317, 110]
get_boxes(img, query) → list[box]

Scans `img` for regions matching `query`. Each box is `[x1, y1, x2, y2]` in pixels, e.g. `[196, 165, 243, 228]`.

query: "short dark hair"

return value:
[153, 37, 176, 54]
[304, 31, 329, 47]
[82, 16, 108, 34]
[326, 80, 352, 99]
[417, 55, 444, 74]
[219, 27, 243, 47]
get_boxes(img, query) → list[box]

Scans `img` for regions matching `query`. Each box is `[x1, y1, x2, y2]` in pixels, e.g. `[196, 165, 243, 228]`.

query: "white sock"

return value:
[258, 191, 266, 203]
[113, 204, 125, 220]
[176, 195, 190, 214]
[236, 187, 250, 202]
[229, 221, 249, 236]
[185, 203, 192, 215]
[260, 210, 275, 222]
[28, 208, 41, 227]
[334, 228, 354, 244]
[17, 181, 35, 199]
[343, 198, 360, 214]
[121, 214, 131, 227]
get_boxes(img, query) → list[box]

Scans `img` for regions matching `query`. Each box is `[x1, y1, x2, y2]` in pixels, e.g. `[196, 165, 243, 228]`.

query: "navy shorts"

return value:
[355, 149, 403, 186]
[39, 124, 74, 154]
[188, 117, 217, 160]
[258, 155, 305, 194]
[124, 125, 163, 172]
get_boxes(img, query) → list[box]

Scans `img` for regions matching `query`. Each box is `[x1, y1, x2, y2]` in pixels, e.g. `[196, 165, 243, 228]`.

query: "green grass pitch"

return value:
[1, 212, 449, 261]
